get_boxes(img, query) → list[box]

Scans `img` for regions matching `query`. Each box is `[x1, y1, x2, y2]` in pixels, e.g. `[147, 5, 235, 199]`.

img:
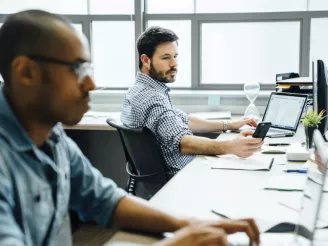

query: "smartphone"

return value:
[252, 122, 272, 140]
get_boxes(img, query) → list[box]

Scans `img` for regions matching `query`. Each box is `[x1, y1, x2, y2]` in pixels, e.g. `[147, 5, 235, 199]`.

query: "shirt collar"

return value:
[0, 86, 61, 152]
[136, 72, 171, 93]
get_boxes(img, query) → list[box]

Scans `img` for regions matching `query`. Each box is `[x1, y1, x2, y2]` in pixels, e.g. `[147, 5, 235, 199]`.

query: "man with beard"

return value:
[122, 27, 263, 174]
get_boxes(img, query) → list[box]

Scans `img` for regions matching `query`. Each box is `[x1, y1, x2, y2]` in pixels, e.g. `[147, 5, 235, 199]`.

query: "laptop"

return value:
[229, 129, 328, 246]
[262, 92, 308, 138]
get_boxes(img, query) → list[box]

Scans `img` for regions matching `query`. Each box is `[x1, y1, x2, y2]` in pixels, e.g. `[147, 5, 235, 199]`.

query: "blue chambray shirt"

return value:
[121, 72, 195, 174]
[0, 87, 127, 246]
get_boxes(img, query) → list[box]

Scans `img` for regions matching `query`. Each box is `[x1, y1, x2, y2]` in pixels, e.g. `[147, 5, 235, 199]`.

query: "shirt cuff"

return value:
[173, 129, 193, 153]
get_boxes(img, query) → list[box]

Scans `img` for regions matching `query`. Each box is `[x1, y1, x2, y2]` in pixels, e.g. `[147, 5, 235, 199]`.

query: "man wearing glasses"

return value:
[0, 10, 260, 246]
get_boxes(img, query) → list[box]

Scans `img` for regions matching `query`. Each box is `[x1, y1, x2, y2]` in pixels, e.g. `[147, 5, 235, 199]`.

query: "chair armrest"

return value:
[126, 162, 159, 181]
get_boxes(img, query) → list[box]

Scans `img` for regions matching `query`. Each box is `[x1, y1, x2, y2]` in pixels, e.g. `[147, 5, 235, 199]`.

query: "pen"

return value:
[284, 169, 308, 174]
[211, 210, 231, 219]
[268, 143, 290, 146]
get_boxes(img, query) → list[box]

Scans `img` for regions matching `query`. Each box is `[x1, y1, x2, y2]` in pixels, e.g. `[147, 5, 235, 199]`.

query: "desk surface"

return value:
[73, 124, 328, 245]
[63, 111, 232, 131]
[63, 112, 121, 131]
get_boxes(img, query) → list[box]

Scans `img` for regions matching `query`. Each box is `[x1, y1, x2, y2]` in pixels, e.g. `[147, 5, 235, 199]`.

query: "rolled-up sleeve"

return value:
[143, 95, 193, 153]
[66, 138, 127, 227]
[174, 108, 189, 125]
[0, 152, 25, 246]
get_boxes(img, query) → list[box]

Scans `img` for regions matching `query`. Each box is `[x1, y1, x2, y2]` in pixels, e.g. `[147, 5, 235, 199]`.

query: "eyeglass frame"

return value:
[26, 55, 94, 84]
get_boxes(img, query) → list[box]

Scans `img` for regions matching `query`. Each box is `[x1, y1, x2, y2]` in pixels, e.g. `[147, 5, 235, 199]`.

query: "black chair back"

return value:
[106, 119, 170, 199]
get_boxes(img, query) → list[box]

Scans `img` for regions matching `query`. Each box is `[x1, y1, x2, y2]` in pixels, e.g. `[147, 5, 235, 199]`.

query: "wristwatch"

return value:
[222, 121, 229, 132]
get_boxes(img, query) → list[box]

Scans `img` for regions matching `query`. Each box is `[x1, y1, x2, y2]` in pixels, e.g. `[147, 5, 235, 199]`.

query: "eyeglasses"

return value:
[27, 55, 94, 84]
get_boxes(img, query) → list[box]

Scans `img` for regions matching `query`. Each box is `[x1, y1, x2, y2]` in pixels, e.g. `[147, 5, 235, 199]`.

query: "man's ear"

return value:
[140, 54, 150, 70]
[11, 56, 42, 87]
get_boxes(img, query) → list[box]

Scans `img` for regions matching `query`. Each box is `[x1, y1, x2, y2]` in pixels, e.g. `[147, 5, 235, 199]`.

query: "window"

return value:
[309, 0, 328, 10]
[0, 0, 87, 14]
[147, 0, 194, 13]
[90, 0, 134, 15]
[196, 0, 307, 13]
[1, 1, 328, 89]
[92, 21, 135, 88]
[147, 21, 191, 88]
[310, 18, 328, 73]
[201, 22, 300, 84]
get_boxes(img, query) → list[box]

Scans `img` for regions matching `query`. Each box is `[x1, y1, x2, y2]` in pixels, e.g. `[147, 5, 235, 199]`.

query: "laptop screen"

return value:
[262, 93, 307, 131]
[295, 130, 328, 242]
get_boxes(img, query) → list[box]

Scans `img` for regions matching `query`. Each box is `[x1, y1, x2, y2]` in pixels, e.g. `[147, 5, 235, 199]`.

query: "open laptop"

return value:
[229, 129, 328, 246]
[262, 92, 308, 138]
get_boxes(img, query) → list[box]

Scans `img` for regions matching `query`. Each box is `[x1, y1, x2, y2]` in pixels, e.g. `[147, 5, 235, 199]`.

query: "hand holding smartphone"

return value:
[252, 122, 272, 140]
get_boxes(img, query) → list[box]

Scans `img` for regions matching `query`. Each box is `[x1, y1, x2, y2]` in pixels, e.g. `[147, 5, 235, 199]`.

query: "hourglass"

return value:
[244, 82, 260, 122]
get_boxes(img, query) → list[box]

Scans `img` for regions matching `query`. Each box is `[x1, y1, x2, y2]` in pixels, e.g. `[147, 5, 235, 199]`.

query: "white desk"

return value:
[73, 124, 328, 245]
[63, 111, 232, 131]
[63, 112, 121, 131]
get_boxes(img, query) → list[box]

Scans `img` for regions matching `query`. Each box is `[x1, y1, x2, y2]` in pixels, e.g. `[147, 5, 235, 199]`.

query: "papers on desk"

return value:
[212, 199, 299, 232]
[263, 172, 328, 192]
[279, 194, 328, 224]
[206, 153, 274, 171]
[212, 198, 328, 233]
[190, 111, 231, 119]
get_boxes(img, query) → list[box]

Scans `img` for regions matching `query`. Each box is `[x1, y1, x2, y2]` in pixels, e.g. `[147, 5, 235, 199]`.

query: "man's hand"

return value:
[227, 130, 263, 158]
[154, 223, 228, 246]
[154, 218, 260, 246]
[228, 117, 257, 130]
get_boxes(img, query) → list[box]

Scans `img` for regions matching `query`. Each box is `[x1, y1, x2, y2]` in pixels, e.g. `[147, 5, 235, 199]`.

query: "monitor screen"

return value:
[295, 130, 328, 241]
[263, 94, 307, 131]
[313, 60, 328, 140]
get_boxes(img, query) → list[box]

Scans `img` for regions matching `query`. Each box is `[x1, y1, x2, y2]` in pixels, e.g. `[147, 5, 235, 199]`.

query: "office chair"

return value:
[106, 119, 172, 200]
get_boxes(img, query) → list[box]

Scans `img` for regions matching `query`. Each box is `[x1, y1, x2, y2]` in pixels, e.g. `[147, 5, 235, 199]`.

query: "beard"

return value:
[149, 63, 177, 83]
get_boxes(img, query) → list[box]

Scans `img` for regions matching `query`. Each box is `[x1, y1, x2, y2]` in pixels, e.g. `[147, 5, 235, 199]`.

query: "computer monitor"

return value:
[312, 60, 328, 141]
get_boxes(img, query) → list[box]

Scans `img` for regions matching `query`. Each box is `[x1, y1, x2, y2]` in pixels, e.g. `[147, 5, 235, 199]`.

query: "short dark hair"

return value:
[0, 10, 73, 85]
[136, 26, 178, 70]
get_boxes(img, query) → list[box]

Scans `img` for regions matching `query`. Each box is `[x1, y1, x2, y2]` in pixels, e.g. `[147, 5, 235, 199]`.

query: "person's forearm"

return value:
[188, 115, 223, 133]
[112, 196, 189, 232]
[180, 135, 232, 155]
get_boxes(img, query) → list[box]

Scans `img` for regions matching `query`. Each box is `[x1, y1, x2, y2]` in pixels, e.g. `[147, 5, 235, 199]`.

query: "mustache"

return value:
[166, 68, 177, 74]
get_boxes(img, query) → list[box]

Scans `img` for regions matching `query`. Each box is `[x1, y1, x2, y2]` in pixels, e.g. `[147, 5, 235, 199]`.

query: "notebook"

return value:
[206, 153, 273, 171]
[263, 171, 328, 192]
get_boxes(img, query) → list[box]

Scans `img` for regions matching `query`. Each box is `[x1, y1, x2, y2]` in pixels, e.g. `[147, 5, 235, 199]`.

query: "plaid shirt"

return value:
[121, 72, 195, 174]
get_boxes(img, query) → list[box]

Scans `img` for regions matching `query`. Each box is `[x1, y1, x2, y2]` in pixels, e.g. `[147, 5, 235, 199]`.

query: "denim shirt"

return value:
[0, 87, 127, 246]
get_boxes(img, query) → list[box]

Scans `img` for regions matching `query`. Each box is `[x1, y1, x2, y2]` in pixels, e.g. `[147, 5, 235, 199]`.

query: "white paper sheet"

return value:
[212, 198, 328, 233]
[206, 154, 273, 171]
[212, 199, 300, 232]
[263, 173, 328, 192]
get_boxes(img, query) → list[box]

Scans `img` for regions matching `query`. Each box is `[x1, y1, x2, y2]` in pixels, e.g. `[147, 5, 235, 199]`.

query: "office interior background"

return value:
[1, 0, 328, 187]
[1, 0, 328, 114]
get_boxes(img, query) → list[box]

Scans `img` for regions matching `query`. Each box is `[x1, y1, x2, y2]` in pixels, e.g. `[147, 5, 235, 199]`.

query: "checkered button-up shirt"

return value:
[121, 72, 195, 174]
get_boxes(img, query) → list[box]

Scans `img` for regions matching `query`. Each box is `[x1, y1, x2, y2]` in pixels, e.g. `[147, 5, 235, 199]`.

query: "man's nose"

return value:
[80, 75, 96, 92]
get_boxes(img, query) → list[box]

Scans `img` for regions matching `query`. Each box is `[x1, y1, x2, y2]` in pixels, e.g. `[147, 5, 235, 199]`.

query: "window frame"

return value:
[1, 1, 328, 91]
